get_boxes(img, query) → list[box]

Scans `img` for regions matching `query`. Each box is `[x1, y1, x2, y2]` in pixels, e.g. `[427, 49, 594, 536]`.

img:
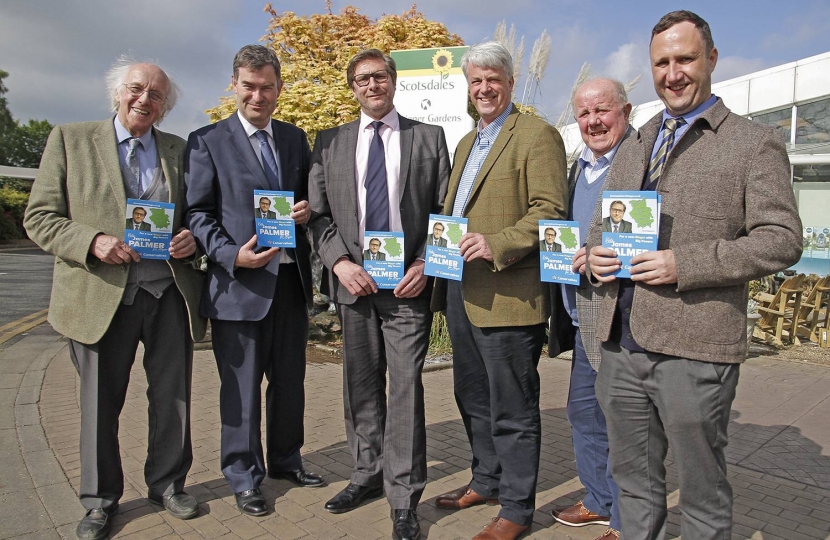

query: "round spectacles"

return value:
[122, 83, 166, 104]
[353, 70, 389, 87]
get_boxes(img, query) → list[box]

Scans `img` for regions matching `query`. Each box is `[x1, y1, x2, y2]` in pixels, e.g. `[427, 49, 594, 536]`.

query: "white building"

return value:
[560, 51, 830, 276]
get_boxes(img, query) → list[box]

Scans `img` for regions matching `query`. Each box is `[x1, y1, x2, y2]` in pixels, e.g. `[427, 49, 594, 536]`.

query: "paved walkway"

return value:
[2, 324, 830, 539]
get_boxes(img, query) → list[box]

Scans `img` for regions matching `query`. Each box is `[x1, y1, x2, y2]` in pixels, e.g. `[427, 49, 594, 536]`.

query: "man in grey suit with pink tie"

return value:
[308, 49, 449, 540]
[185, 45, 323, 518]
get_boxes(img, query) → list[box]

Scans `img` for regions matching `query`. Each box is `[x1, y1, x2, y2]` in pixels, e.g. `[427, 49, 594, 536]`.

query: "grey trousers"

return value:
[339, 290, 432, 510]
[69, 287, 193, 510]
[596, 342, 739, 540]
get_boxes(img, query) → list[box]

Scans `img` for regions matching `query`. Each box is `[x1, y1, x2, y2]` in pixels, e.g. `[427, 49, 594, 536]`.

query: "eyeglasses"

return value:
[122, 83, 166, 104]
[353, 70, 389, 87]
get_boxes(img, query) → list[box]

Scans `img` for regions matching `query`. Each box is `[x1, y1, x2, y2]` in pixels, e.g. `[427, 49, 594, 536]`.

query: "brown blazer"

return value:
[431, 105, 568, 327]
[586, 99, 801, 363]
[24, 120, 206, 344]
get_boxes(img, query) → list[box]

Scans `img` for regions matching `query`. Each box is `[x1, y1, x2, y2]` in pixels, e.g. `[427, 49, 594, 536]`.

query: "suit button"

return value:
[625, 308, 631, 314]
[626, 333, 632, 339]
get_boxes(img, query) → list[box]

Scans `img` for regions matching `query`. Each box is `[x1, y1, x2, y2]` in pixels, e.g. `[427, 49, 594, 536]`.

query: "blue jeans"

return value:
[567, 329, 620, 530]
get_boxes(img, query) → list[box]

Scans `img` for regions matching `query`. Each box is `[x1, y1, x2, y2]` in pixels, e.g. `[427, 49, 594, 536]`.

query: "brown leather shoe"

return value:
[551, 500, 610, 527]
[435, 484, 498, 509]
[472, 517, 529, 540]
[595, 528, 620, 540]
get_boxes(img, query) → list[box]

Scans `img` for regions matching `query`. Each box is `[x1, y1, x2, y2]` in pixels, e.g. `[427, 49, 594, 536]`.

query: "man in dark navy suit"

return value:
[185, 44, 324, 518]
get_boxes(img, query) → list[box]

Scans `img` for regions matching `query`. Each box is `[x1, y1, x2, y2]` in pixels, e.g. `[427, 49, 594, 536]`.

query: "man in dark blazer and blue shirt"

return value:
[185, 45, 323, 518]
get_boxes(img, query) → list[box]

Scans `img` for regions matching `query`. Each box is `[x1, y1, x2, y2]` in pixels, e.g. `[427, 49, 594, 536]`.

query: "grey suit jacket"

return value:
[185, 113, 314, 320]
[309, 114, 450, 305]
[586, 99, 802, 363]
[24, 119, 206, 344]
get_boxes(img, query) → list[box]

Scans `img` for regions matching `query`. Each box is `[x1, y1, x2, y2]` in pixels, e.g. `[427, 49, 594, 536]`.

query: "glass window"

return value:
[792, 164, 830, 276]
[796, 98, 830, 145]
[751, 107, 791, 144]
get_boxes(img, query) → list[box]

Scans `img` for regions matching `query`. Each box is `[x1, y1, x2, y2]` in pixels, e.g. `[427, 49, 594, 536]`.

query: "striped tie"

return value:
[647, 117, 685, 184]
[127, 137, 141, 196]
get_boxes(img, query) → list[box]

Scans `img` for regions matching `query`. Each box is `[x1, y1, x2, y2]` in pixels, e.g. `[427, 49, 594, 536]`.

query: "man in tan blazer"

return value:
[24, 59, 205, 540]
[431, 42, 567, 540]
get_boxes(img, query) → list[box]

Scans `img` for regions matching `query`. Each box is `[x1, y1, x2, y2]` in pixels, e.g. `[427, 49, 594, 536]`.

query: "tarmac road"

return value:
[0, 246, 53, 343]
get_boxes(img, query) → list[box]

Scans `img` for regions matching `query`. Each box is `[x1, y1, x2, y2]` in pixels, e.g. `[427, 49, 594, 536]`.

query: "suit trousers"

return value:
[596, 342, 739, 540]
[445, 281, 544, 527]
[211, 263, 307, 493]
[339, 290, 431, 510]
[567, 329, 620, 529]
[69, 287, 193, 511]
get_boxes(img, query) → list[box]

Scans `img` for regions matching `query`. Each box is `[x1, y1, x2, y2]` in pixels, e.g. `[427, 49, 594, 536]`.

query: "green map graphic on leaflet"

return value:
[148, 208, 170, 230]
[558, 227, 578, 250]
[384, 238, 402, 258]
[446, 223, 464, 245]
[272, 196, 292, 217]
[629, 199, 654, 228]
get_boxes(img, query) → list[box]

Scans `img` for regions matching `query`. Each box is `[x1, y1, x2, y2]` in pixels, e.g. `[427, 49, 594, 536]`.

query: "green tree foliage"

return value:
[206, 2, 464, 144]
[0, 70, 53, 168]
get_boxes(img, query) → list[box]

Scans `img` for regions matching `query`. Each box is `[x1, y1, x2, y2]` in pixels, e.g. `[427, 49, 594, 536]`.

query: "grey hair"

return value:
[105, 54, 180, 124]
[461, 41, 514, 79]
[571, 77, 629, 109]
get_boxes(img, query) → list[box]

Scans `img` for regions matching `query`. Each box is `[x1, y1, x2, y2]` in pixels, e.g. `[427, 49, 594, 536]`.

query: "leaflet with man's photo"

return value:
[539, 220, 580, 285]
[124, 198, 174, 260]
[600, 191, 660, 278]
[362, 231, 405, 289]
[424, 214, 467, 281]
[254, 190, 296, 248]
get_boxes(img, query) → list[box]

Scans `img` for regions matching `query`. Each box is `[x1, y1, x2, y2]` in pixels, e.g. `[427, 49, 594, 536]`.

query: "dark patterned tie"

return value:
[646, 117, 685, 186]
[255, 130, 281, 190]
[364, 121, 389, 231]
[127, 137, 141, 196]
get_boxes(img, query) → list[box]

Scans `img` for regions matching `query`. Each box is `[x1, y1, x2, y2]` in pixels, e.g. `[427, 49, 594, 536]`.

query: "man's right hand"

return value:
[333, 258, 377, 297]
[588, 245, 621, 282]
[90, 234, 140, 264]
[234, 235, 280, 268]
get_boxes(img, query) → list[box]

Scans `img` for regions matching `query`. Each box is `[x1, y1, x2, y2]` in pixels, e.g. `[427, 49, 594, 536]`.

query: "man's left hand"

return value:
[291, 200, 311, 225]
[630, 249, 677, 285]
[394, 259, 427, 298]
[459, 233, 493, 262]
[169, 228, 197, 259]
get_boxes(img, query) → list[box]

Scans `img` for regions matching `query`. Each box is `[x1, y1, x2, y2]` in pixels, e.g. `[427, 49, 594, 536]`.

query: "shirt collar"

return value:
[578, 125, 630, 168]
[237, 110, 273, 139]
[661, 94, 718, 127]
[477, 103, 513, 139]
[359, 108, 399, 131]
[113, 116, 154, 148]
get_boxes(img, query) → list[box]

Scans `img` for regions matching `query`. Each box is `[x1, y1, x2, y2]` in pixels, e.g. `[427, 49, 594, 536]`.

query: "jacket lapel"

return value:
[92, 120, 127, 208]
[226, 112, 268, 184]
[462, 105, 517, 215]
[397, 114, 414, 205]
[445, 131, 475, 214]
[154, 128, 179, 205]
[338, 121, 360, 220]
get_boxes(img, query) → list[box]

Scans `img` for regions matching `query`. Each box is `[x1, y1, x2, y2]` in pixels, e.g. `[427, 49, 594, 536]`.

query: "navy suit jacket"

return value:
[185, 112, 313, 320]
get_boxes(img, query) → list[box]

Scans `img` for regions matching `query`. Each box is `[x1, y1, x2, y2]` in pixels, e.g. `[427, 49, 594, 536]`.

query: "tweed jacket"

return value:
[431, 105, 567, 327]
[586, 99, 802, 363]
[308, 114, 450, 305]
[24, 120, 206, 344]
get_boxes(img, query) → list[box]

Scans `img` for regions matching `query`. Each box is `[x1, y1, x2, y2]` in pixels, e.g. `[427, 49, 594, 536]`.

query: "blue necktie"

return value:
[255, 130, 281, 190]
[364, 121, 389, 231]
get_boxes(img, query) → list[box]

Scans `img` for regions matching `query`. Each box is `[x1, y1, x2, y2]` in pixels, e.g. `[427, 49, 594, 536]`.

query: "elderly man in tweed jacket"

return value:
[587, 11, 802, 540]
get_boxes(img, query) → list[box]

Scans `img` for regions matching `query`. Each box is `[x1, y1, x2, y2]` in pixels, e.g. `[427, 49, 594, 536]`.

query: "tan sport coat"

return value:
[24, 119, 206, 345]
[586, 99, 802, 363]
[431, 105, 567, 327]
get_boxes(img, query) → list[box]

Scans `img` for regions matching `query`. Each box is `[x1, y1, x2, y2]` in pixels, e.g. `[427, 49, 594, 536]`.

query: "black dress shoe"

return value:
[76, 503, 118, 540]
[148, 491, 199, 520]
[267, 468, 326, 487]
[391, 508, 420, 540]
[234, 488, 268, 516]
[324, 483, 383, 514]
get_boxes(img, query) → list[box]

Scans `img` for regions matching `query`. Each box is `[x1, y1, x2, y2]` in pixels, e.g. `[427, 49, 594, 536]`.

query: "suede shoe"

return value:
[267, 467, 325, 487]
[472, 517, 529, 540]
[234, 488, 268, 516]
[435, 484, 498, 510]
[76, 504, 118, 540]
[148, 491, 199, 520]
[324, 483, 383, 514]
[595, 528, 620, 540]
[551, 500, 610, 527]
[391, 508, 420, 540]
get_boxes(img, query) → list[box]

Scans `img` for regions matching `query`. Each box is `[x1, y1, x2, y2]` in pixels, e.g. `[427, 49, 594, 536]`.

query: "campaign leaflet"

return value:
[424, 214, 467, 281]
[254, 190, 295, 248]
[600, 191, 660, 278]
[124, 198, 174, 260]
[539, 220, 580, 285]
[363, 231, 405, 289]
[812, 227, 830, 259]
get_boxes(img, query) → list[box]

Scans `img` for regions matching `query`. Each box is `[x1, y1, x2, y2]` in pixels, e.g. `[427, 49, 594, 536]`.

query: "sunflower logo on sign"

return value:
[432, 49, 453, 75]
